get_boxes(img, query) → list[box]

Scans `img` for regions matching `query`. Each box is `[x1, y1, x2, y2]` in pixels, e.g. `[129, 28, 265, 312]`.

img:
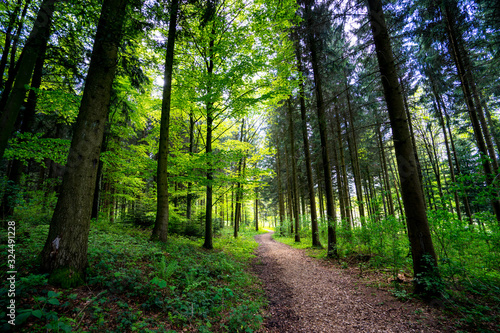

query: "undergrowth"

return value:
[0, 220, 266, 332]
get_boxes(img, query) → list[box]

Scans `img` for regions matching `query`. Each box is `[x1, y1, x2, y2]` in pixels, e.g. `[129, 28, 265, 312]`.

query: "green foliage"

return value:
[122, 203, 156, 228]
[12, 181, 59, 225]
[15, 291, 73, 332]
[48, 268, 85, 289]
[0, 218, 265, 332]
[4, 133, 70, 166]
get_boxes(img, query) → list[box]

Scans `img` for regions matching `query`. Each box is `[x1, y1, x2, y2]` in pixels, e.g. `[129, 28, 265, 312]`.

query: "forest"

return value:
[0, 0, 499, 331]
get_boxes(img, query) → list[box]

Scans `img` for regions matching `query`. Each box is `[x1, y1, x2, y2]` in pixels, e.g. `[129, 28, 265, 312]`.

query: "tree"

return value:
[39, 0, 129, 286]
[303, 0, 337, 257]
[151, 0, 180, 243]
[293, 30, 321, 247]
[0, 0, 56, 159]
[366, 0, 441, 295]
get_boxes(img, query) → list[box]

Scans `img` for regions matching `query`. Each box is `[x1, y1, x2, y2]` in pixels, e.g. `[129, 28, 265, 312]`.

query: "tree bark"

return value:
[152, 0, 179, 242]
[344, 86, 365, 226]
[294, 37, 321, 246]
[0, 0, 55, 159]
[39, 0, 129, 286]
[304, 0, 337, 256]
[276, 140, 286, 235]
[366, 0, 440, 295]
[443, 3, 500, 222]
[287, 100, 300, 242]
[0, 0, 23, 89]
[186, 110, 195, 220]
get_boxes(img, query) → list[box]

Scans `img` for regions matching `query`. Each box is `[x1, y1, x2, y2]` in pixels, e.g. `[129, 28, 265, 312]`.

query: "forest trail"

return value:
[252, 231, 450, 333]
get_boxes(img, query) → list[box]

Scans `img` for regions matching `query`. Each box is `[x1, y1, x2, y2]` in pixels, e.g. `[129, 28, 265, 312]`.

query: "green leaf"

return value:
[31, 309, 43, 318]
[150, 277, 167, 288]
[47, 298, 60, 306]
[15, 311, 32, 324]
[47, 290, 59, 298]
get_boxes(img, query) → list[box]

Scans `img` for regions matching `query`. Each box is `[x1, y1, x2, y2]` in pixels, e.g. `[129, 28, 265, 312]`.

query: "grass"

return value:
[0, 220, 266, 332]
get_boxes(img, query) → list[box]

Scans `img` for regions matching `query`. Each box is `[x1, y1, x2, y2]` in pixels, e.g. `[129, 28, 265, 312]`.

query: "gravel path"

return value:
[252, 231, 452, 333]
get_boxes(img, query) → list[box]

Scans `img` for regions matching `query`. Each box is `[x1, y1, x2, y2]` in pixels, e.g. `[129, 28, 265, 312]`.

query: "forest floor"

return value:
[252, 231, 454, 333]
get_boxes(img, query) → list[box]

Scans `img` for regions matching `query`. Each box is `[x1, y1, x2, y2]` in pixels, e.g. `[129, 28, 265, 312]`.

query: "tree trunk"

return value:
[287, 100, 301, 242]
[255, 190, 259, 231]
[0, 0, 23, 89]
[432, 85, 461, 219]
[299, 93, 321, 245]
[0, 0, 30, 100]
[276, 140, 286, 234]
[39, 0, 129, 287]
[203, 25, 215, 249]
[1, 40, 46, 218]
[186, 110, 195, 220]
[0, 0, 55, 159]
[344, 86, 365, 226]
[91, 128, 108, 221]
[335, 107, 351, 233]
[152, 0, 179, 242]
[284, 142, 294, 234]
[445, 111, 474, 224]
[366, 0, 440, 295]
[293, 31, 321, 246]
[233, 120, 245, 238]
[377, 126, 395, 217]
[304, 0, 337, 256]
[443, 3, 500, 222]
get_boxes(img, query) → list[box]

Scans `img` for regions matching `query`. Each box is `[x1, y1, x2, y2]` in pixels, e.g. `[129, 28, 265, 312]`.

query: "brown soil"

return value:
[252, 232, 455, 333]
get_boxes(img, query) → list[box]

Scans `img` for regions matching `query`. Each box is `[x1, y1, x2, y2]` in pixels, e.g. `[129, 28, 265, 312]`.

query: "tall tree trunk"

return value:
[255, 189, 259, 231]
[152, 0, 179, 242]
[287, 100, 300, 242]
[331, 117, 346, 225]
[91, 127, 108, 221]
[366, 0, 440, 295]
[234, 120, 245, 238]
[293, 30, 321, 246]
[284, 142, 294, 234]
[335, 107, 352, 233]
[276, 140, 286, 235]
[0, 0, 23, 89]
[203, 25, 215, 249]
[431, 85, 461, 219]
[377, 126, 395, 216]
[0, 0, 30, 100]
[0, 0, 55, 159]
[401, 77, 426, 209]
[304, 0, 337, 256]
[186, 110, 195, 220]
[39, 0, 129, 286]
[344, 86, 365, 226]
[445, 111, 474, 224]
[443, 3, 500, 222]
[1, 40, 46, 218]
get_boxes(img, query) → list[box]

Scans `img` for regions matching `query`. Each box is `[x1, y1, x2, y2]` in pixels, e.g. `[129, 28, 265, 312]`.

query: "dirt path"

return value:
[252, 232, 452, 333]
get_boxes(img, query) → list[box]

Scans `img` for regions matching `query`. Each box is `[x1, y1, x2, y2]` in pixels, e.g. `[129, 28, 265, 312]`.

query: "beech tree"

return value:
[151, 0, 180, 243]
